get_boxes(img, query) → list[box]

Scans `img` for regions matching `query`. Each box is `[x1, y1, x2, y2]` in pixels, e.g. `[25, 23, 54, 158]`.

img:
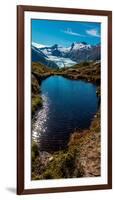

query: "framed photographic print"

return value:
[17, 5, 112, 195]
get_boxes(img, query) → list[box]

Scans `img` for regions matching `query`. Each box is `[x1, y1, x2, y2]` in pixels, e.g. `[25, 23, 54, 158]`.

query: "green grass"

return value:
[32, 95, 42, 115]
[31, 110, 100, 180]
[32, 141, 85, 180]
[31, 66, 44, 116]
[31, 61, 101, 85]
[32, 62, 53, 74]
[31, 61, 101, 179]
[32, 141, 39, 161]
[42, 151, 75, 179]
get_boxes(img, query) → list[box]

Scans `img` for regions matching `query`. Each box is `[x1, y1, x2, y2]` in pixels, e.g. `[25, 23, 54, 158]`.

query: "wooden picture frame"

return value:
[17, 5, 112, 195]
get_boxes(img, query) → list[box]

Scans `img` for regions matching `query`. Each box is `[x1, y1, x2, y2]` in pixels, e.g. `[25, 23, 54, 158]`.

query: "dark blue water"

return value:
[33, 76, 98, 152]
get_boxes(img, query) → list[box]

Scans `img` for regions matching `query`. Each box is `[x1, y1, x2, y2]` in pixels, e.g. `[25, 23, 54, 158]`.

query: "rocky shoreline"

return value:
[31, 61, 101, 180]
[32, 111, 100, 180]
[32, 61, 100, 116]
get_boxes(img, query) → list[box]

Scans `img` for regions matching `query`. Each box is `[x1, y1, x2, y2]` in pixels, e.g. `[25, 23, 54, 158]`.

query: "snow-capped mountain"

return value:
[66, 42, 100, 63]
[70, 42, 91, 51]
[32, 42, 46, 49]
[32, 42, 100, 68]
[32, 45, 58, 68]
[32, 44, 76, 68]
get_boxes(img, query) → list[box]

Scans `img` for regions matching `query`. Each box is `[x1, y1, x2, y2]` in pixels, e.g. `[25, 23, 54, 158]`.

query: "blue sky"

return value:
[32, 19, 101, 47]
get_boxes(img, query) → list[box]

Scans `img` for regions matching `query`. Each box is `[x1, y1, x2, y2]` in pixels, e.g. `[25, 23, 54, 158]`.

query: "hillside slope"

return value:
[31, 61, 101, 180]
[32, 111, 100, 179]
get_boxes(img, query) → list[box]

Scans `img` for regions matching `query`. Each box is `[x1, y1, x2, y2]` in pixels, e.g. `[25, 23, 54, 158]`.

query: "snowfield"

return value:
[32, 41, 100, 68]
[46, 55, 77, 68]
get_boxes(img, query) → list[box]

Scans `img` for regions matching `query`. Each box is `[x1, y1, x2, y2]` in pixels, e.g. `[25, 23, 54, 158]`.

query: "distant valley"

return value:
[32, 41, 100, 69]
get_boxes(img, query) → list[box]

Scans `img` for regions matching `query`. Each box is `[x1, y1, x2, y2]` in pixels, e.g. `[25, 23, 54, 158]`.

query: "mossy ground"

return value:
[31, 61, 100, 116]
[32, 111, 100, 180]
[32, 95, 42, 115]
[32, 146, 84, 180]
[31, 61, 101, 180]
[32, 61, 101, 85]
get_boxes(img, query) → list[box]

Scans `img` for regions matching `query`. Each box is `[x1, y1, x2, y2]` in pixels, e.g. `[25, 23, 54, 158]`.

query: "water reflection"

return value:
[32, 76, 98, 152]
[32, 94, 49, 142]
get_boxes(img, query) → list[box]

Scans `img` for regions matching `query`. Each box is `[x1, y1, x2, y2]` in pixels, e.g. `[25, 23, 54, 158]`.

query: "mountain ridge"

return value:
[32, 41, 100, 68]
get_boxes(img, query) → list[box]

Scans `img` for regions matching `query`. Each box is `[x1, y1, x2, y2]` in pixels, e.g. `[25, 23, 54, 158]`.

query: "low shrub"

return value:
[32, 95, 43, 115]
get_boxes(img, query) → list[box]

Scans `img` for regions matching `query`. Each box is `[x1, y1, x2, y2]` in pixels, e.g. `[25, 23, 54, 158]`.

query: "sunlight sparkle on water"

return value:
[32, 94, 49, 141]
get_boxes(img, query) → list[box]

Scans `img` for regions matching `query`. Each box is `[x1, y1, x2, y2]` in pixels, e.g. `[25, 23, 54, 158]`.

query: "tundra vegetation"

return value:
[31, 61, 101, 180]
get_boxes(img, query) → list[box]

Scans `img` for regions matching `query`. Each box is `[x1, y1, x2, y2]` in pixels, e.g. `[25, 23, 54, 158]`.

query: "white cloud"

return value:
[62, 28, 84, 37]
[86, 29, 100, 37]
